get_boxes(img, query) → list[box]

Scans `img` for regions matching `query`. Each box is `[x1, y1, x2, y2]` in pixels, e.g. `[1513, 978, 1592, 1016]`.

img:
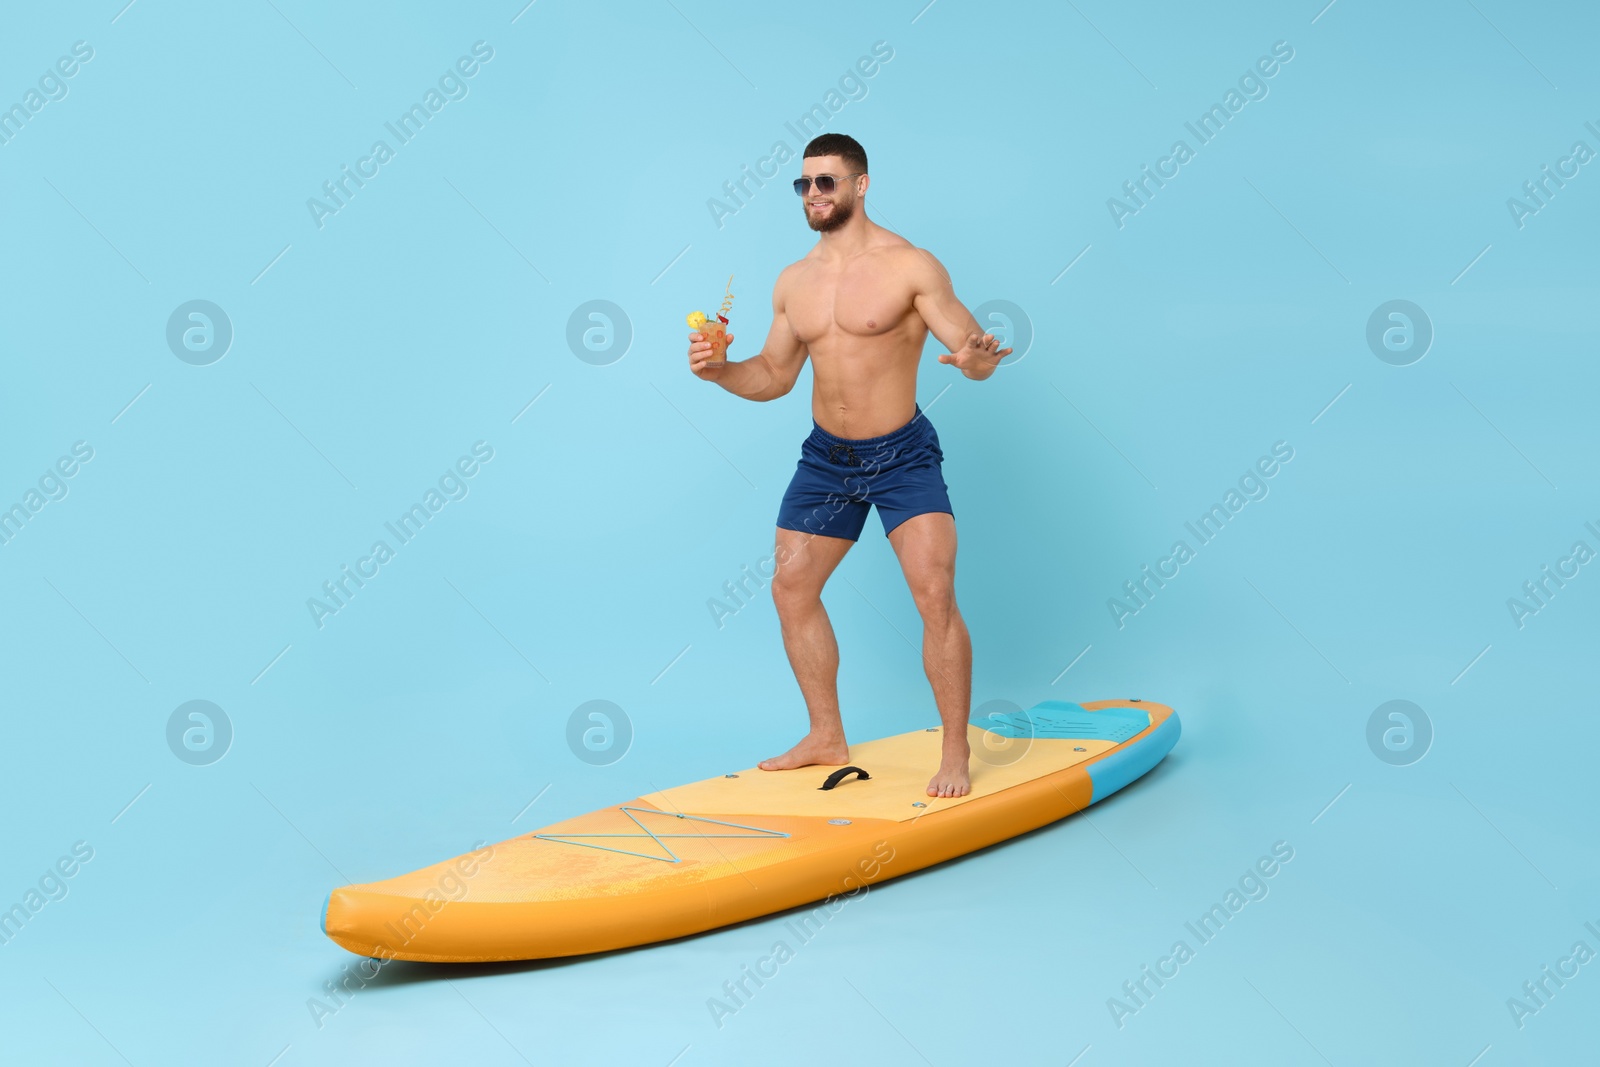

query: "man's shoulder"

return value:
[868, 226, 919, 255]
[879, 241, 945, 286]
[773, 258, 809, 292]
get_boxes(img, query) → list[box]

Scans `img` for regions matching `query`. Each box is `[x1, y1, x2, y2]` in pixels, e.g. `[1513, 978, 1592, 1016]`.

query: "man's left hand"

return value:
[937, 332, 1011, 380]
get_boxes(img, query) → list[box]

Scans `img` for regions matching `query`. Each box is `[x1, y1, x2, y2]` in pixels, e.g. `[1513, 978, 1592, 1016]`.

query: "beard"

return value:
[805, 195, 856, 232]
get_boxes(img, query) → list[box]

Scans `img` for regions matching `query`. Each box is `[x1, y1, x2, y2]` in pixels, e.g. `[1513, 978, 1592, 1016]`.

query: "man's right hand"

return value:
[687, 330, 734, 380]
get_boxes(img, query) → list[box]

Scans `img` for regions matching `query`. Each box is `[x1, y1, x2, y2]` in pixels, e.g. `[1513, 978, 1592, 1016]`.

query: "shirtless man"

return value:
[685, 133, 1008, 798]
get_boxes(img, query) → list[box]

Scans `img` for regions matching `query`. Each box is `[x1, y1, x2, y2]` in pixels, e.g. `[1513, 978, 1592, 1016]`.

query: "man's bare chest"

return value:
[786, 263, 920, 344]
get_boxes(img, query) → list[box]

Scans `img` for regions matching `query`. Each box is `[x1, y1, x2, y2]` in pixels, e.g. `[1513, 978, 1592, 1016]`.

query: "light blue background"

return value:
[3, 1, 1597, 1064]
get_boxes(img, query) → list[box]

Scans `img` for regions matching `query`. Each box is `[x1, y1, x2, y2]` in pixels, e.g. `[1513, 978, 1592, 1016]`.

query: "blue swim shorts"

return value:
[775, 405, 954, 541]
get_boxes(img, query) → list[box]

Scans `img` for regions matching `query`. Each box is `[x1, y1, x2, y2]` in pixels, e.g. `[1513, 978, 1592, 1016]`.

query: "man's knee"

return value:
[771, 560, 822, 611]
[908, 576, 958, 622]
[771, 566, 832, 607]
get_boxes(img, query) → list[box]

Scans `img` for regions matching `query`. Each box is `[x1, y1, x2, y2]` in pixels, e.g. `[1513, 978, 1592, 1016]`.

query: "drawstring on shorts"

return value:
[827, 443, 861, 466]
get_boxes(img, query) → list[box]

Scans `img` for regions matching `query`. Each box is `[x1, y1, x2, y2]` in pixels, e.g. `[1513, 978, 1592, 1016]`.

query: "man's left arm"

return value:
[909, 249, 1011, 382]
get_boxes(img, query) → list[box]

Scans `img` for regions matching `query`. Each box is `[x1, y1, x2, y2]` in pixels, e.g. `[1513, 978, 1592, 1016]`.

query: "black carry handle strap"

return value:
[819, 766, 871, 791]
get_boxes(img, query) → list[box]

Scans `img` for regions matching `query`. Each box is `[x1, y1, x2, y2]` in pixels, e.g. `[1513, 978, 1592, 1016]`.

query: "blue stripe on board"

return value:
[1087, 711, 1181, 803]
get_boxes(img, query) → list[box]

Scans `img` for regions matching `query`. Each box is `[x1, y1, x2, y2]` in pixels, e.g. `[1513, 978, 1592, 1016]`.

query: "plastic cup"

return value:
[700, 320, 728, 365]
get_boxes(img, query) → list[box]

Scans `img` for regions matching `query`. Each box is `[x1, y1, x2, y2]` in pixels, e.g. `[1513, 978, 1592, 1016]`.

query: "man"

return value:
[685, 133, 1008, 798]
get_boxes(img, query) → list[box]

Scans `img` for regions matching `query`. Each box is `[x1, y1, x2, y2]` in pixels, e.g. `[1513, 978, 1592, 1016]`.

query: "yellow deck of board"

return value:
[642, 724, 1118, 821]
[322, 701, 1177, 962]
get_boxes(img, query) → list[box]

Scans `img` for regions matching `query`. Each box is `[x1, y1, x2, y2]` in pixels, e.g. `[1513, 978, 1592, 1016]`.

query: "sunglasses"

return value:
[793, 172, 865, 196]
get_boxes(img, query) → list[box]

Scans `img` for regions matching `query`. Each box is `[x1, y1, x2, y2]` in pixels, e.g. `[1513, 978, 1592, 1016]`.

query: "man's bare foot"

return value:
[927, 741, 972, 798]
[758, 732, 850, 771]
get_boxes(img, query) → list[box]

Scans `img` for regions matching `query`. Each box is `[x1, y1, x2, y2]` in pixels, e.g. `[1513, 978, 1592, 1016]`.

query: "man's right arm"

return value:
[687, 272, 808, 402]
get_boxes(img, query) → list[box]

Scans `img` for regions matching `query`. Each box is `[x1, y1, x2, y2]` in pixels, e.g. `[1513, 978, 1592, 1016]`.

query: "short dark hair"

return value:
[803, 133, 867, 175]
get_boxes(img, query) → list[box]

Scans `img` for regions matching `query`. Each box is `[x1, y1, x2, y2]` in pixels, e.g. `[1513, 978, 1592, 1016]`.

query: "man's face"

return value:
[801, 156, 862, 232]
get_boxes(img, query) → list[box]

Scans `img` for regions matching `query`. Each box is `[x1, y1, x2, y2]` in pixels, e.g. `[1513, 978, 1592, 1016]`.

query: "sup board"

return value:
[322, 698, 1179, 963]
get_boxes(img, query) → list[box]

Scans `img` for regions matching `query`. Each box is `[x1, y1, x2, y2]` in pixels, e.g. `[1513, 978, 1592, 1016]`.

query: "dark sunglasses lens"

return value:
[793, 176, 840, 196]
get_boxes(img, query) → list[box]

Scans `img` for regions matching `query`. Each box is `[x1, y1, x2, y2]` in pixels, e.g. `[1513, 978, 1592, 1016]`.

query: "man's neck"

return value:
[815, 214, 875, 259]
